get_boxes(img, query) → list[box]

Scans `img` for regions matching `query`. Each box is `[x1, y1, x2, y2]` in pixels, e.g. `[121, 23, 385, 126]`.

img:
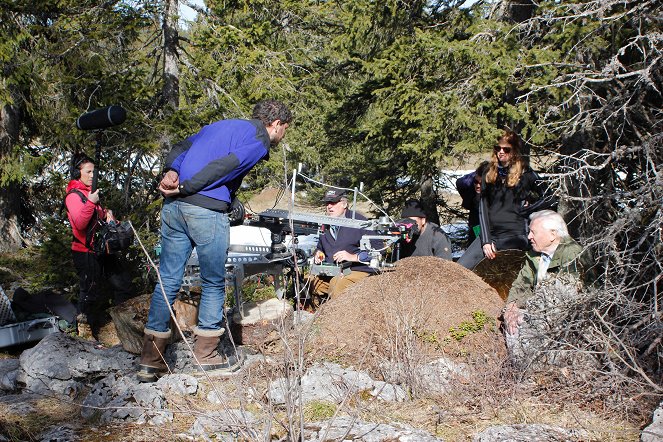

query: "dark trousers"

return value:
[457, 234, 529, 270]
[72, 250, 133, 316]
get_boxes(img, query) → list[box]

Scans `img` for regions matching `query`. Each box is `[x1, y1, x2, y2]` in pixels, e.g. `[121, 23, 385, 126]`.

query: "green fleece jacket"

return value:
[507, 236, 586, 308]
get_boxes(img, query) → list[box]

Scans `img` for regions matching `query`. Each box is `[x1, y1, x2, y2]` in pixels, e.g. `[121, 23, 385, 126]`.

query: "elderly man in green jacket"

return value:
[503, 210, 587, 336]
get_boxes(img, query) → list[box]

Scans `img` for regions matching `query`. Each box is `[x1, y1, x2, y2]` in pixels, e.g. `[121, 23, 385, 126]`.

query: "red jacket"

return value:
[65, 180, 106, 253]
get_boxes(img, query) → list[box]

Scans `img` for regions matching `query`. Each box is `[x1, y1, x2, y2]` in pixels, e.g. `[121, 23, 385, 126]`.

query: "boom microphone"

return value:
[76, 105, 127, 130]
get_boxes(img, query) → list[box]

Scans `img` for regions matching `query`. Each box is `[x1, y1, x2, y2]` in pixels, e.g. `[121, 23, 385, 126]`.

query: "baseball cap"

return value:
[322, 188, 347, 203]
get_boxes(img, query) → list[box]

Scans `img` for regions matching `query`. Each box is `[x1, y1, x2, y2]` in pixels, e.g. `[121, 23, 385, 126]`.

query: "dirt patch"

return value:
[308, 256, 506, 376]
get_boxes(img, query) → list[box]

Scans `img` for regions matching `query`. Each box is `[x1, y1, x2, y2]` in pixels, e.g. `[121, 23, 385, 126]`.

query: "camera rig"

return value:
[177, 170, 417, 317]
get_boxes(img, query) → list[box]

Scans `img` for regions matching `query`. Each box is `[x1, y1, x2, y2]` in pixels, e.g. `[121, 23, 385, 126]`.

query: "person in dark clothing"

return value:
[398, 199, 451, 260]
[137, 99, 292, 382]
[457, 130, 556, 270]
[455, 161, 489, 245]
[308, 188, 378, 300]
[64, 153, 133, 336]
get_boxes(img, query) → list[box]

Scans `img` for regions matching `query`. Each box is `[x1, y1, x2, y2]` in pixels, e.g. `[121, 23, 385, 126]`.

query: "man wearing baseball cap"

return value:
[308, 187, 377, 303]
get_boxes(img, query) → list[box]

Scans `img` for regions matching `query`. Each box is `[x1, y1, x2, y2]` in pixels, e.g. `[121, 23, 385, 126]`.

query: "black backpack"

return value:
[64, 189, 134, 255]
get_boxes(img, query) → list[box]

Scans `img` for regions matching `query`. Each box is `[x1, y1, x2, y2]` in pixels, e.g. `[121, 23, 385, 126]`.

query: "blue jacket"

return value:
[316, 211, 377, 274]
[165, 119, 270, 212]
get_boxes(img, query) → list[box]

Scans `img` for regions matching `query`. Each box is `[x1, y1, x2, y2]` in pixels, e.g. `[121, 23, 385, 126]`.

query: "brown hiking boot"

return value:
[192, 327, 241, 375]
[137, 329, 171, 383]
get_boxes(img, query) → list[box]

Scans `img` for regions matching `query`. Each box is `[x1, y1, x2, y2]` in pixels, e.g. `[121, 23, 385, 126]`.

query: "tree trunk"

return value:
[0, 102, 23, 253]
[491, 0, 536, 23]
[162, 0, 180, 112]
[419, 174, 440, 226]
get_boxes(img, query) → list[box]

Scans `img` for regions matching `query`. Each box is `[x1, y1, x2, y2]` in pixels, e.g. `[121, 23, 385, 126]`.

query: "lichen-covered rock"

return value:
[16, 333, 135, 397]
[304, 416, 444, 442]
[268, 362, 406, 405]
[82, 372, 172, 425]
[472, 423, 589, 441]
[0, 358, 19, 392]
[642, 401, 663, 442]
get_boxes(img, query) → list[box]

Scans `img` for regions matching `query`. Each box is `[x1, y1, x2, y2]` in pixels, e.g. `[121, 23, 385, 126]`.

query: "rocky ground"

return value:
[0, 185, 659, 441]
[1, 256, 657, 441]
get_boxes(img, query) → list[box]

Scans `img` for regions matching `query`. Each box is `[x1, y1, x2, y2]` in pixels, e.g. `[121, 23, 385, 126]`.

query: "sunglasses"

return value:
[493, 145, 512, 154]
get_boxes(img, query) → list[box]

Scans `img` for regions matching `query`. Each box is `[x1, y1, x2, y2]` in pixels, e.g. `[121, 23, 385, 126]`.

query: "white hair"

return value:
[530, 210, 569, 237]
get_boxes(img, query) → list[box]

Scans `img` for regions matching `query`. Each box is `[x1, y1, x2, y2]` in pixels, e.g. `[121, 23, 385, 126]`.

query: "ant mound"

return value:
[308, 256, 506, 376]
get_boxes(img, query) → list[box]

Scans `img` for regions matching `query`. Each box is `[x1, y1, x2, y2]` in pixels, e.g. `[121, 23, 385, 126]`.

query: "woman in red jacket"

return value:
[65, 153, 132, 335]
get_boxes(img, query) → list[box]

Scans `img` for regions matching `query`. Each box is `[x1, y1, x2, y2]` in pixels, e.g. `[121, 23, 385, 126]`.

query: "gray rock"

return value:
[472, 424, 590, 441]
[0, 358, 19, 391]
[268, 362, 405, 405]
[371, 381, 407, 401]
[16, 333, 136, 397]
[0, 392, 41, 415]
[156, 373, 198, 395]
[293, 310, 315, 325]
[190, 410, 259, 440]
[380, 356, 467, 396]
[304, 416, 444, 441]
[642, 401, 663, 442]
[81, 372, 172, 425]
[38, 424, 79, 442]
[416, 357, 468, 395]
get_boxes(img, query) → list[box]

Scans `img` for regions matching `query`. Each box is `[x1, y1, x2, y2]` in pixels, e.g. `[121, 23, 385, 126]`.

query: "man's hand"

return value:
[332, 250, 357, 263]
[105, 209, 116, 223]
[159, 186, 181, 198]
[313, 250, 325, 265]
[158, 170, 181, 197]
[503, 302, 525, 335]
[160, 170, 179, 190]
[482, 242, 497, 260]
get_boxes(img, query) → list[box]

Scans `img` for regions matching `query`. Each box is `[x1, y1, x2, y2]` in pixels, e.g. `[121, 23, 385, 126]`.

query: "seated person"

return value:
[308, 188, 377, 300]
[398, 199, 451, 260]
[455, 161, 489, 245]
[502, 210, 588, 338]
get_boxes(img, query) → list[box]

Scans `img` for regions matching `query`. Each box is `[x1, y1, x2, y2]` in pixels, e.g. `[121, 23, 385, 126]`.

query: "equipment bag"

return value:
[95, 220, 134, 255]
[65, 189, 134, 255]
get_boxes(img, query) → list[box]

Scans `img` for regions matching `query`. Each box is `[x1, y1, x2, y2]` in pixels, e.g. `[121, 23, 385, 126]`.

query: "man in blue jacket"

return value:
[138, 99, 292, 382]
[308, 188, 377, 303]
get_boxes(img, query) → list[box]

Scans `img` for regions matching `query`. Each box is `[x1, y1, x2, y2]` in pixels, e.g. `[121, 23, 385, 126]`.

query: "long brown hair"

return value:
[485, 129, 526, 187]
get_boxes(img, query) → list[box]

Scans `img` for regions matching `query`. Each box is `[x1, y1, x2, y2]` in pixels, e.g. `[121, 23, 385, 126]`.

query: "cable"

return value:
[296, 171, 396, 224]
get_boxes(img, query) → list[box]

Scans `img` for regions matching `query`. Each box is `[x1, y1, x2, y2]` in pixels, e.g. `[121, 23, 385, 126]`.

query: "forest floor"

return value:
[0, 255, 651, 441]
[0, 164, 655, 441]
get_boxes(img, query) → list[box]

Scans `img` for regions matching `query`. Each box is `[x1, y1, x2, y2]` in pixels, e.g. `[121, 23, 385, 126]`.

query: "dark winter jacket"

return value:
[315, 211, 378, 274]
[456, 171, 481, 242]
[479, 167, 556, 246]
[400, 221, 452, 260]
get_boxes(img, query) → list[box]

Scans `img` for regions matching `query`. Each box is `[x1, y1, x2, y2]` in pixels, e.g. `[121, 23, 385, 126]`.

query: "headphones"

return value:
[70, 154, 94, 180]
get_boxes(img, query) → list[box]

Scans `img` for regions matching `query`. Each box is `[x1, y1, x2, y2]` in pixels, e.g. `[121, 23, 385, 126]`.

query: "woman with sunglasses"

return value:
[64, 153, 133, 338]
[457, 130, 556, 269]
